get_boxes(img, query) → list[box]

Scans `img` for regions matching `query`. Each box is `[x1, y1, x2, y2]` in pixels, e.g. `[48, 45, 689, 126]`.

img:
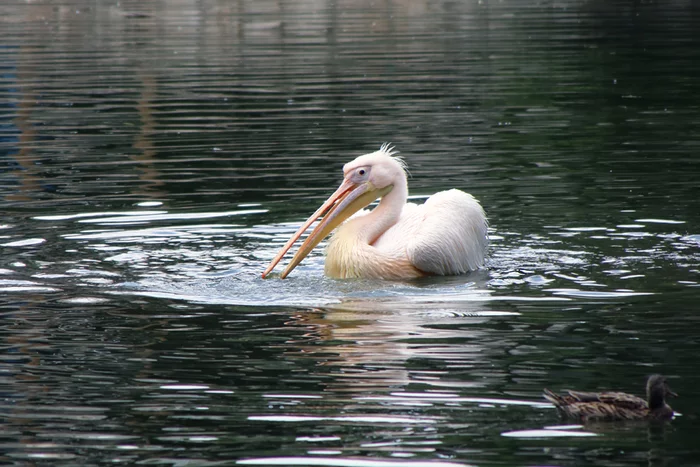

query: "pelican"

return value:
[262, 144, 488, 280]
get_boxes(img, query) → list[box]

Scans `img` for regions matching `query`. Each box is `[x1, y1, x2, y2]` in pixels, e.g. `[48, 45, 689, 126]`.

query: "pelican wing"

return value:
[406, 189, 488, 275]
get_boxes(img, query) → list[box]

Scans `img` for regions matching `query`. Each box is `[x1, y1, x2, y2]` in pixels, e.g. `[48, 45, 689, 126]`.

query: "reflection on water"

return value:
[1, 0, 700, 466]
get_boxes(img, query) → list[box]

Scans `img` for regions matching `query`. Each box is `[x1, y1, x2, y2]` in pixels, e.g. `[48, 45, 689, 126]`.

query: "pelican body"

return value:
[543, 374, 677, 422]
[262, 144, 488, 280]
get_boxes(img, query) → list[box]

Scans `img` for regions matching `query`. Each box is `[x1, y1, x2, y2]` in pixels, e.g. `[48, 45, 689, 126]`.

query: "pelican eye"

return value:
[357, 167, 370, 177]
[350, 166, 370, 182]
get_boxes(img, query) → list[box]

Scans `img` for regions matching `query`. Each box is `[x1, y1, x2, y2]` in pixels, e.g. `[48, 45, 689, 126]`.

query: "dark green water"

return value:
[1, 1, 699, 466]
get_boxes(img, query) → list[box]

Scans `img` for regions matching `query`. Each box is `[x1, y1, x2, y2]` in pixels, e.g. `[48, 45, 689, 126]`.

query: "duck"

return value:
[543, 374, 677, 422]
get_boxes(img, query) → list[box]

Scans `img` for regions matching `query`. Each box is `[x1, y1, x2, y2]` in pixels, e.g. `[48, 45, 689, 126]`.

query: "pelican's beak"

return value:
[262, 178, 391, 279]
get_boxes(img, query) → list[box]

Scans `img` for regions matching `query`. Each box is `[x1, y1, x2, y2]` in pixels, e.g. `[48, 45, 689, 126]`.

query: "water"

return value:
[1, 0, 700, 465]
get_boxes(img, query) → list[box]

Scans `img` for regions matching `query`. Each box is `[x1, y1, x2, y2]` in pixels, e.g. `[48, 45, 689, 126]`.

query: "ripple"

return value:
[546, 288, 653, 298]
[357, 394, 551, 409]
[34, 211, 166, 221]
[249, 415, 439, 425]
[60, 297, 111, 304]
[237, 458, 472, 467]
[113, 274, 572, 310]
[36, 432, 138, 441]
[1, 238, 46, 247]
[682, 234, 700, 244]
[160, 384, 211, 391]
[75, 209, 267, 225]
[8, 452, 78, 461]
[296, 436, 342, 442]
[501, 427, 598, 438]
[635, 218, 686, 224]
[0, 279, 60, 293]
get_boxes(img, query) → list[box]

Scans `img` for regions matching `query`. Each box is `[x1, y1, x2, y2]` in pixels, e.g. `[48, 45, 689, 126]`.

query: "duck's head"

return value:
[647, 374, 677, 408]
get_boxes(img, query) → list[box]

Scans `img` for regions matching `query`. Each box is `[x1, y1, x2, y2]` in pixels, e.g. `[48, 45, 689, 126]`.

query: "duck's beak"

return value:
[262, 178, 391, 279]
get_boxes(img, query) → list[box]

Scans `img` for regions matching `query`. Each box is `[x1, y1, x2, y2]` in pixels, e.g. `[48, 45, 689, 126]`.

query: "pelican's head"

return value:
[341, 143, 407, 192]
[262, 144, 406, 279]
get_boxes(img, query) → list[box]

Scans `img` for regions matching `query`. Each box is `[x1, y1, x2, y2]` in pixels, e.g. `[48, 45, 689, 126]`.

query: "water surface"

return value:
[1, 1, 699, 466]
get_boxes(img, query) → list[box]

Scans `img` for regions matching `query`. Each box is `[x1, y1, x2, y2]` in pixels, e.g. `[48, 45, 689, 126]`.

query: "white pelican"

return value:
[262, 144, 488, 280]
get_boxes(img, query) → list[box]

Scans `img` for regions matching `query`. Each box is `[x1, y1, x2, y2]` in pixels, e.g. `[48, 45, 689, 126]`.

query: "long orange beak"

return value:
[262, 179, 390, 279]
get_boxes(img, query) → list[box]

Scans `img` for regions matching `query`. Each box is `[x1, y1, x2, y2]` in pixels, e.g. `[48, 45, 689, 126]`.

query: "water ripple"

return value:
[502, 427, 597, 438]
[238, 458, 471, 467]
[1, 1, 699, 466]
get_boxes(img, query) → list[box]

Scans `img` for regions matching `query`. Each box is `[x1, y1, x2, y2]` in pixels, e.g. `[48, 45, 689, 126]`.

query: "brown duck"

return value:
[543, 374, 677, 422]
